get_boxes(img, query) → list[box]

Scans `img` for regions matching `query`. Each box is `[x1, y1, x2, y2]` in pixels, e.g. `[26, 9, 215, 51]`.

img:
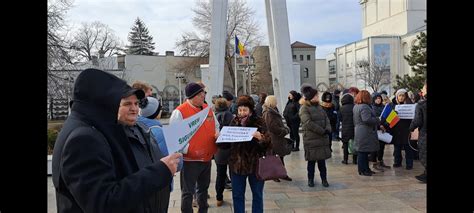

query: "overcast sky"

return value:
[65, 0, 362, 59]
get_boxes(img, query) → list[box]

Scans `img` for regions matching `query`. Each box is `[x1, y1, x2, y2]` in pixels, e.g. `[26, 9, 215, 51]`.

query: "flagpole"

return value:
[234, 44, 238, 97]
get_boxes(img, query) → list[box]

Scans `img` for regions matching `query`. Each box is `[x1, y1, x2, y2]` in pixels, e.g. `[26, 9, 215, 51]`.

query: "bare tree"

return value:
[355, 59, 390, 93]
[71, 21, 124, 61]
[175, 0, 263, 90]
[48, 0, 78, 101]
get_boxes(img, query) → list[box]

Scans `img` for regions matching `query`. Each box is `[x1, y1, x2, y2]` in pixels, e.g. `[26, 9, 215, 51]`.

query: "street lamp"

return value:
[175, 72, 185, 104]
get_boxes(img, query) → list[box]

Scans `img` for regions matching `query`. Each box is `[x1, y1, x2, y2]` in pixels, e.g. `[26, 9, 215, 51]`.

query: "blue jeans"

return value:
[307, 160, 327, 181]
[357, 151, 370, 173]
[393, 144, 414, 168]
[231, 172, 264, 213]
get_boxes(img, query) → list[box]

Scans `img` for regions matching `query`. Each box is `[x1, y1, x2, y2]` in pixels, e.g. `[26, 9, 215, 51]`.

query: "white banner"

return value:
[377, 130, 393, 143]
[395, 104, 416, 119]
[216, 126, 257, 143]
[162, 107, 210, 154]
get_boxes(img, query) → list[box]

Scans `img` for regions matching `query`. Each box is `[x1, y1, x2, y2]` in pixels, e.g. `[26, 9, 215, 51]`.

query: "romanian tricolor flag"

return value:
[380, 104, 400, 128]
[235, 36, 247, 56]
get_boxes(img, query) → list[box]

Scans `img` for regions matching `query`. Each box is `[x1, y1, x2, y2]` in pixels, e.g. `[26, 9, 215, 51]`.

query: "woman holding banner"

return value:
[225, 95, 271, 213]
[387, 89, 414, 170]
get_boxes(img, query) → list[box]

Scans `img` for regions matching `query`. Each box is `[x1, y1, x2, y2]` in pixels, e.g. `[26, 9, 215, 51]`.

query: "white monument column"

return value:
[264, 0, 299, 111]
[203, 0, 228, 105]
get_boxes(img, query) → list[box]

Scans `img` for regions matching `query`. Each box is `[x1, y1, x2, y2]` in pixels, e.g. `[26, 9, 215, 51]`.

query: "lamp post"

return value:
[175, 72, 185, 104]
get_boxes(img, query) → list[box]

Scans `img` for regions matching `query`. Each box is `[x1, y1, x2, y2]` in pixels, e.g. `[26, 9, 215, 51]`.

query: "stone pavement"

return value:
[48, 137, 426, 212]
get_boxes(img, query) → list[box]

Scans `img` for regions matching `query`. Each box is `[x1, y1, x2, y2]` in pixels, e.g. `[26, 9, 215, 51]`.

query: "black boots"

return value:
[341, 160, 348, 164]
[308, 179, 328, 187]
[415, 172, 427, 183]
[322, 179, 329, 187]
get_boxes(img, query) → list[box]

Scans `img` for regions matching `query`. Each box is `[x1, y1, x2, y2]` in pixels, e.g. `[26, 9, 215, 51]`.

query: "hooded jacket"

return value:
[214, 101, 234, 164]
[283, 91, 301, 125]
[339, 93, 355, 142]
[52, 69, 172, 213]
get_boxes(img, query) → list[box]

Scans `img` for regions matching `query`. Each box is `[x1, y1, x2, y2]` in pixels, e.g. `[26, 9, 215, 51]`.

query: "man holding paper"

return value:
[170, 82, 220, 213]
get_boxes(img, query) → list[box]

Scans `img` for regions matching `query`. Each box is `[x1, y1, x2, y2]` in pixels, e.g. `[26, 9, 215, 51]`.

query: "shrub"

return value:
[47, 129, 59, 155]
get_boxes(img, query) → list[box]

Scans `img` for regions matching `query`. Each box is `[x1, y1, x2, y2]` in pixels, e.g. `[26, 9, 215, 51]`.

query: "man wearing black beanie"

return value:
[170, 82, 220, 212]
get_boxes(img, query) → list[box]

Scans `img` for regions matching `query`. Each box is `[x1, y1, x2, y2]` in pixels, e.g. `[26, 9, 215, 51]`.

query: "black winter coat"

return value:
[214, 104, 235, 164]
[339, 94, 355, 143]
[321, 102, 337, 133]
[52, 69, 172, 213]
[283, 99, 301, 125]
[409, 98, 427, 143]
[387, 99, 413, 145]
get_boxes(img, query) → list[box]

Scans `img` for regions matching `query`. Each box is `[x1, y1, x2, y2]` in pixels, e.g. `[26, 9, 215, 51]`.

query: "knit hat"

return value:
[139, 97, 161, 119]
[222, 90, 234, 101]
[185, 82, 204, 99]
[236, 95, 255, 111]
[301, 85, 318, 101]
[395, 88, 407, 97]
[322, 92, 332, 103]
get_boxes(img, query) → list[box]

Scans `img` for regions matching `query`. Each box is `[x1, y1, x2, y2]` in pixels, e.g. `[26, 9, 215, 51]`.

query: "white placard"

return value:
[162, 107, 210, 154]
[216, 126, 258, 143]
[377, 130, 393, 143]
[395, 104, 416, 119]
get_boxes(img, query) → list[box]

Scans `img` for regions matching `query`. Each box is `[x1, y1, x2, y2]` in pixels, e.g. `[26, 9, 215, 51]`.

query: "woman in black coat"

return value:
[283, 90, 301, 151]
[386, 89, 414, 170]
[320, 92, 338, 147]
[214, 98, 235, 206]
[339, 93, 357, 164]
[370, 93, 391, 171]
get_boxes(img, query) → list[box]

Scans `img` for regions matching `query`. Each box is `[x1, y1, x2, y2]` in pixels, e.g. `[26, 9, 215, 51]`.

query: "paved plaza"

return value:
[48, 134, 426, 213]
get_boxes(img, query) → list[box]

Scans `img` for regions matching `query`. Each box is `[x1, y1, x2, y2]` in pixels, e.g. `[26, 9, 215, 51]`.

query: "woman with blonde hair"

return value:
[262, 95, 292, 182]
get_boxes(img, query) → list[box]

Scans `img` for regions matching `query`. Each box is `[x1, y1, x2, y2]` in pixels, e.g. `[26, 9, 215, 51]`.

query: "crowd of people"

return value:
[52, 68, 427, 213]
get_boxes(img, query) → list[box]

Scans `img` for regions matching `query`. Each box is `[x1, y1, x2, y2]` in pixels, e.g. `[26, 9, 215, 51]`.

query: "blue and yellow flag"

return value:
[380, 104, 400, 128]
[235, 36, 247, 56]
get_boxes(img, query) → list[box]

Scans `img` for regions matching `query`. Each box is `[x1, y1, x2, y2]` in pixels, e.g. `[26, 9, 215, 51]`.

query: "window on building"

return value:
[300, 55, 304, 61]
[118, 62, 125, 69]
[304, 68, 309, 78]
[307, 55, 311, 60]
[293, 55, 296, 60]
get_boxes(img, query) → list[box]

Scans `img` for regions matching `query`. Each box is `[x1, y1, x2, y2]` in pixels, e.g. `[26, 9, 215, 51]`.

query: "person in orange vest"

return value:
[170, 82, 220, 213]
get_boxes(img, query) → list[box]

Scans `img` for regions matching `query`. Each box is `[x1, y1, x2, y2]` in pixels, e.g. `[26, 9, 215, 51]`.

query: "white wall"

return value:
[361, 0, 425, 38]
[315, 59, 328, 87]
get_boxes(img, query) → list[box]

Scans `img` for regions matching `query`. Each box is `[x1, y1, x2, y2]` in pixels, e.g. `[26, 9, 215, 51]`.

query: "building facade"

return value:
[330, 0, 426, 94]
[291, 41, 316, 88]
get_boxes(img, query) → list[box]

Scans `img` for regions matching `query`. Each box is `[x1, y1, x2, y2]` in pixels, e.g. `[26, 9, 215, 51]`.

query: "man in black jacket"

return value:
[52, 68, 181, 213]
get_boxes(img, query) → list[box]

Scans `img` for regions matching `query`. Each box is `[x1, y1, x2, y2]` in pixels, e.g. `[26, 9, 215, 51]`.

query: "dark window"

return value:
[304, 68, 309, 78]
[307, 55, 311, 60]
[300, 55, 304, 61]
[293, 55, 296, 60]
